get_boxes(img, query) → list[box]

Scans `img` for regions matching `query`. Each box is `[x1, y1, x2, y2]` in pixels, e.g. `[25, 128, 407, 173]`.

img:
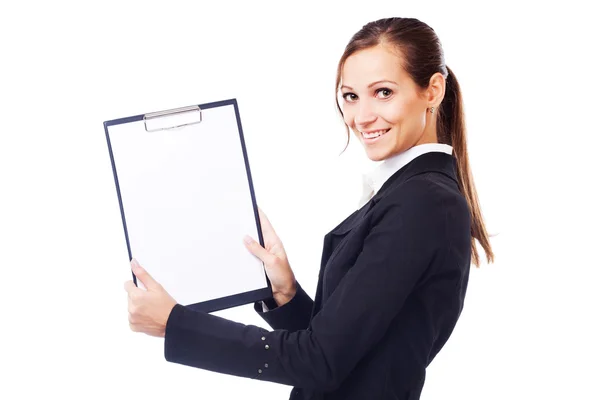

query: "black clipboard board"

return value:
[104, 98, 272, 313]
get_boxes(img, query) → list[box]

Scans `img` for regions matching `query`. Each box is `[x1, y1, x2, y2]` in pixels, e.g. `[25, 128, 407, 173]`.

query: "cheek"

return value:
[379, 103, 404, 126]
[381, 100, 422, 128]
[342, 111, 355, 129]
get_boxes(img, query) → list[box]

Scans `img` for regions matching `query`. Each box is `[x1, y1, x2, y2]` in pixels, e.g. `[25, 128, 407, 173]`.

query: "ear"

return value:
[425, 72, 446, 108]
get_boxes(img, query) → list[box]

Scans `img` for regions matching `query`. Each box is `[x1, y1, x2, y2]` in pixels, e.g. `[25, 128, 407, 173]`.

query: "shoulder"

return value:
[379, 170, 465, 210]
[370, 172, 470, 240]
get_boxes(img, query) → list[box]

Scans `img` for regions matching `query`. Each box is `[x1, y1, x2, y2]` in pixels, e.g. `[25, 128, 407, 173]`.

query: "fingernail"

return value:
[244, 235, 253, 245]
[131, 258, 139, 268]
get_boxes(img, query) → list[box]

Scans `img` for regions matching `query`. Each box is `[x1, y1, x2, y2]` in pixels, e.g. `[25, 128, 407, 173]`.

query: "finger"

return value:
[127, 287, 141, 303]
[257, 207, 275, 234]
[244, 235, 277, 265]
[124, 280, 136, 293]
[128, 299, 139, 316]
[131, 259, 160, 291]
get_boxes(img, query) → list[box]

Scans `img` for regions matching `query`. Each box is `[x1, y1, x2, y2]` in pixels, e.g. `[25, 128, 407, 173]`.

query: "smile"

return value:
[361, 129, 390, 143]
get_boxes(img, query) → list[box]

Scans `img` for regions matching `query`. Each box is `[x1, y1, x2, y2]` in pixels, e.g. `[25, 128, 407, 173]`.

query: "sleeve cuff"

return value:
[253, 282, 313, 332]
[164, 303, 278, 381]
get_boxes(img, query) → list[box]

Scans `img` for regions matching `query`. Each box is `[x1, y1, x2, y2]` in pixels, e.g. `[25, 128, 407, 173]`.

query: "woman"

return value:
[125, 17, 494, 399]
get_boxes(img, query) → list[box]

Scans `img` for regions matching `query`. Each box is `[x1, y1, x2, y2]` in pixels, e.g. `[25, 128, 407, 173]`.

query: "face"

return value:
[340, 44, 442, 161]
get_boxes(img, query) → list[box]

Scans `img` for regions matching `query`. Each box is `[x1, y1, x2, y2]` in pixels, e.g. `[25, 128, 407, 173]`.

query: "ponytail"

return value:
[439, 67, 494, 267]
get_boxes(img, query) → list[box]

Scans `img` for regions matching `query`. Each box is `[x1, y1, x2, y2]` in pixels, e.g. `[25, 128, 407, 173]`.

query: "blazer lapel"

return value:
[310, 152, 458, 320]
[328, 152, 458, 236]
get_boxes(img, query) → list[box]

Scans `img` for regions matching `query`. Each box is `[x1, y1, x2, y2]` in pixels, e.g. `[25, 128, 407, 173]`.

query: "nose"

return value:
[354, 101, 377, 128]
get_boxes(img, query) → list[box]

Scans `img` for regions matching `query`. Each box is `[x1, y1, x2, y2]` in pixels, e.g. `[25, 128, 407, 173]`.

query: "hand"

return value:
[124, 259, 178, 338]
[244, 207, 297, 306]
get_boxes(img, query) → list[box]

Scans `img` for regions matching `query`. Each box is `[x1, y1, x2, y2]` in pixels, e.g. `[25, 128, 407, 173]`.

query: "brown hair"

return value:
[335, 17, 494, 267]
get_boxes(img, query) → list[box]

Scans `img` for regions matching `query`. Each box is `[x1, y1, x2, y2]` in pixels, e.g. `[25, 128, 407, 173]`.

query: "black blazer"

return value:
[164, 152, 472, 400]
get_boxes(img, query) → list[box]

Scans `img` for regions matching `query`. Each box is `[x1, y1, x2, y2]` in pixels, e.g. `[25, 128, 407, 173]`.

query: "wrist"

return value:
[273, 281, 297, 306]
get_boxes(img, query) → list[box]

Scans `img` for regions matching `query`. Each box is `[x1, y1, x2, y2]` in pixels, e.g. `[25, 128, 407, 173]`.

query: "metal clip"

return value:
[143, 105, 202, 132]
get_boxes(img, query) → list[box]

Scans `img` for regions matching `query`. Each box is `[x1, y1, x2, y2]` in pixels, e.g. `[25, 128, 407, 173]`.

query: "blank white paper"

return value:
[107, 103, 267, 306]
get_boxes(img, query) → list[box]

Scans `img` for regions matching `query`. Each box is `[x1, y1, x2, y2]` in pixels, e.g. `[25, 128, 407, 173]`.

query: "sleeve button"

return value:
[265, 344, 270, 350]
[264, 363, 269, 368]
[258, 369, 263, 374]
[261, 336, 266, 341]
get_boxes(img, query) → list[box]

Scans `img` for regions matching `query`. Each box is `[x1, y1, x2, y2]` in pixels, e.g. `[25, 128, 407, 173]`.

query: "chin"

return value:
[364, 149, 389, 162]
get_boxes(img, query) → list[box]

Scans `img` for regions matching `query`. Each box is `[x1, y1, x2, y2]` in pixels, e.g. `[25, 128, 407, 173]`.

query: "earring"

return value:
[429, 107, 435, 114]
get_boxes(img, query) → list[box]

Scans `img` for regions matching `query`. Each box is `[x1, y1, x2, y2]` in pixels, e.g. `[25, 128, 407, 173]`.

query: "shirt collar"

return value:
[363, 143, 453, 195]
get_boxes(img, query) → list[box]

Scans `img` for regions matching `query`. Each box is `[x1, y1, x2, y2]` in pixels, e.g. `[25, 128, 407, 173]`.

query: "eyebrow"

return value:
[340, 80, 398, 91]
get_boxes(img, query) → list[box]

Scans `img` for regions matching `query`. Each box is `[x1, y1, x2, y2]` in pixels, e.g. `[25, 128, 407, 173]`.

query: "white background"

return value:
[1, 1, 598, 399]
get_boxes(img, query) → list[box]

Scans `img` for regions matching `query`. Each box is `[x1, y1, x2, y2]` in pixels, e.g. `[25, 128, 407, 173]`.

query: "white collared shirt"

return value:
[358, 143, 453, 208]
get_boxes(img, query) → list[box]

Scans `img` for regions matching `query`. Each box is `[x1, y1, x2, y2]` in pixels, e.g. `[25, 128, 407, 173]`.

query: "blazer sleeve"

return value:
[252, 281, 314, 332]
[164, 190, 447, 392]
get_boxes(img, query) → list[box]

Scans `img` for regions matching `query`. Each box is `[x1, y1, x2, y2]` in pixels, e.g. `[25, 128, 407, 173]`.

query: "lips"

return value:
[361, 128, 390, 143]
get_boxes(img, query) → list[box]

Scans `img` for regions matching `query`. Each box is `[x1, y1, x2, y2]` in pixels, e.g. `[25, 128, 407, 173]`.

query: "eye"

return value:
[376, 88, 393, 98]
[342, 92, 358, 102]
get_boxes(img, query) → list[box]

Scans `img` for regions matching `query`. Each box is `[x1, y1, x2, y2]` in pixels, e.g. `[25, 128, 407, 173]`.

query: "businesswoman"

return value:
[124, 17, 495, 399]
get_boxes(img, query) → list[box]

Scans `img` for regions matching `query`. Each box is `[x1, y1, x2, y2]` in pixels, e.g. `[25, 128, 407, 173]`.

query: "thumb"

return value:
[131, 259, 160, 290]
[244, 235, 275, 265]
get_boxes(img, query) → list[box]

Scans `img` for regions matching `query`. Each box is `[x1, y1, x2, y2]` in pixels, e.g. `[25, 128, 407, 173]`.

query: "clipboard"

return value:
[104, 98, 272, 313]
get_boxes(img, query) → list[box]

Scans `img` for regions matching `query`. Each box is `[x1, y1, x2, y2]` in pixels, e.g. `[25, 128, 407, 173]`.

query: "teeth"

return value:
[362, 129, 388, 139]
